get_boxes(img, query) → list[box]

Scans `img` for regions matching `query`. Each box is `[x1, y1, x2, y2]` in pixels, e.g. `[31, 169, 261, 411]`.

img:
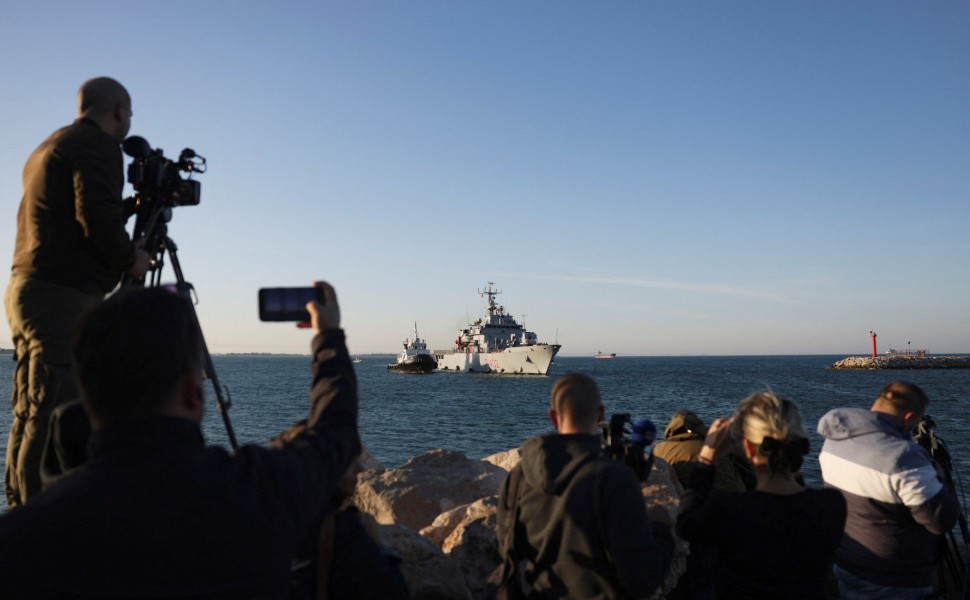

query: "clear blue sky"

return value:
[2, 2, 968, 356]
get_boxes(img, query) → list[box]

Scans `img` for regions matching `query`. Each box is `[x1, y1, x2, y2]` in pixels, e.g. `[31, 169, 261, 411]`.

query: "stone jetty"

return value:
[830, 355, 970, 370]
[350, 446, 688, 599]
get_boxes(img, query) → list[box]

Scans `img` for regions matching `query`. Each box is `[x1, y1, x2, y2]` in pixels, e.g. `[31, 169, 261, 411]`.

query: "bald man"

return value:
[495, 372, 673, 598]
[4, 77, 150, 506]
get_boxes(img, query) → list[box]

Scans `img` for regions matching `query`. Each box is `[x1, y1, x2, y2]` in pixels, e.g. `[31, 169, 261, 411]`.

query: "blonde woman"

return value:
[675, 391, 846, 599]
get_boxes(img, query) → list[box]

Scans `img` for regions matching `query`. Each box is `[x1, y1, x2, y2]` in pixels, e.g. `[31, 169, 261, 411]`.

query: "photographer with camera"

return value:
[4, 76, 150, 507]
[818, 381, 962, 599]
[0, 282, 360, 598]
[493, 372, 673, 599]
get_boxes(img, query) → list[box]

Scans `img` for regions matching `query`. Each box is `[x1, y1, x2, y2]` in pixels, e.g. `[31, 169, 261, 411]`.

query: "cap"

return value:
[631, 418, 657, 447]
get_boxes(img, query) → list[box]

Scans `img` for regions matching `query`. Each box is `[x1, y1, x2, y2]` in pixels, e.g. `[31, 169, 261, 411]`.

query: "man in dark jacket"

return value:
[4, 76, 150, 506]
[496, 372, 673, 599]
[653, 410, 753, 493]
[0, 282, 360, 598]
[652, 410, 706, 486]
[818, 381, 961, 599]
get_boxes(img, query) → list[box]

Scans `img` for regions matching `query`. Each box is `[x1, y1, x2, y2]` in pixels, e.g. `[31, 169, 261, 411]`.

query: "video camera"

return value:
[121, 136, 206, 259]
[601, 413, 653, 483]
[123, 135, 204, 207]
[914, 415, 955, 482]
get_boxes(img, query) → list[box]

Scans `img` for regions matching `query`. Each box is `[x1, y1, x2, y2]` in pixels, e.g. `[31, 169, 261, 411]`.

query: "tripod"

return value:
[123, 202, 239, 452]
[916, 417, 969, 599]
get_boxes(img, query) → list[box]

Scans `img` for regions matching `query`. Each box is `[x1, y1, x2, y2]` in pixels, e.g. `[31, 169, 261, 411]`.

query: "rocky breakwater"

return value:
[350, 446, 689, 599]
[830, 355, 970, 370]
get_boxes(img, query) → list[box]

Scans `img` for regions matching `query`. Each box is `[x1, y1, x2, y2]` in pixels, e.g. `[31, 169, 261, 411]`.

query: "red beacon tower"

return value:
[869, 330, 877, 358]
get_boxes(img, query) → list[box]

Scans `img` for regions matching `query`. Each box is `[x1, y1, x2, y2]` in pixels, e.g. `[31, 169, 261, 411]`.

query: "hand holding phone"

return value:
[258, 286, 325, 323]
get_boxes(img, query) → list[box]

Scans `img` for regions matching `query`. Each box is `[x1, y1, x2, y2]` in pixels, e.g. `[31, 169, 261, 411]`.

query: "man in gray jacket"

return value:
[818, 381, 961, 599]
[496, 372, 673, 599]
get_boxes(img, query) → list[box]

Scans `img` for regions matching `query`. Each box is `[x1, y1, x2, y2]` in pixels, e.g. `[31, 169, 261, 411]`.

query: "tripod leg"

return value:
[162, 237, 239, 452]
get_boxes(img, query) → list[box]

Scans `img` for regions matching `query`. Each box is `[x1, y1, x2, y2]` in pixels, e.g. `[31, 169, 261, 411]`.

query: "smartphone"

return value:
[258, 287, 324, 322]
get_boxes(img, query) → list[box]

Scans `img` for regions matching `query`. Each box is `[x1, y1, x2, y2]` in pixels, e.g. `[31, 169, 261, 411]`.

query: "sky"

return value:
[1, 2, 968, 357]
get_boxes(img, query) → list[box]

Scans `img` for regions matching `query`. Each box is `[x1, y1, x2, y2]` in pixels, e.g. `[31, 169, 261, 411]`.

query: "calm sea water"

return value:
[1, 354, 968, 510]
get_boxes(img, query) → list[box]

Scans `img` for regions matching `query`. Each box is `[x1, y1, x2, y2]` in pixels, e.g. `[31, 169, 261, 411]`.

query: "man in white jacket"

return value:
[818, 381, 961, 599]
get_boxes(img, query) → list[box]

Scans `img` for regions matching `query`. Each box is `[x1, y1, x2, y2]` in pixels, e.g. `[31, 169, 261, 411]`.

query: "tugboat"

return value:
[387, 323, 437, 373]
[433, 282, 561, 375]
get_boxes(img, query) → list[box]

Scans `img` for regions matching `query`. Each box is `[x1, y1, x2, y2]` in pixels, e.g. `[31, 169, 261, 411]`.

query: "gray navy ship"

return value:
[434, 283, 560, 375]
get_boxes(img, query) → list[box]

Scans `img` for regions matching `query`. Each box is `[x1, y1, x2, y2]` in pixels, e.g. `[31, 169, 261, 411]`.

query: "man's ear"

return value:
[902, 410, 918, 431]
[549, 408, 560, 430]
[177, 369, 204, 420]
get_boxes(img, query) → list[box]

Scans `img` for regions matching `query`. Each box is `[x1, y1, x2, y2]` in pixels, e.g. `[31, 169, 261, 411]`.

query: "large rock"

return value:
[374, 519, 472, 600]
[481, 447, 520, 472]
[355, 449, 508, 531]
[421, 497, 502, 599]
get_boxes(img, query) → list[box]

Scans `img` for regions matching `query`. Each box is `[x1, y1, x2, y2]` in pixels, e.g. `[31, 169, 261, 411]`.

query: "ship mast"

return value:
[479, 282, 502, 321]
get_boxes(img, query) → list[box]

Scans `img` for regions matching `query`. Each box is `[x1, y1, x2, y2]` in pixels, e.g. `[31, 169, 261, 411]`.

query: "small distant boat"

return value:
[388, 322, 437, 374]
[594, 351, 616, 359]
[353, 356, 363, 364]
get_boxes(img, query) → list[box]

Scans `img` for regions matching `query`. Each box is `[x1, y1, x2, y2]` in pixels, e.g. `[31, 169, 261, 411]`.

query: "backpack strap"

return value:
[492, 465, 527, 599]
[316, 511, 337, 600]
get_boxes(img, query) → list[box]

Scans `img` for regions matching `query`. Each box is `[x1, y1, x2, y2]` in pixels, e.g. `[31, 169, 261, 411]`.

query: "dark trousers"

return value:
[4, 276, 99, 507]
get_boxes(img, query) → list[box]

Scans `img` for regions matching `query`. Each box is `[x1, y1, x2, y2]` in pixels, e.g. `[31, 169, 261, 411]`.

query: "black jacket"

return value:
[497, 433, 673, 599]
[11, 118, 134, 293]
[0, 329, 359, 599]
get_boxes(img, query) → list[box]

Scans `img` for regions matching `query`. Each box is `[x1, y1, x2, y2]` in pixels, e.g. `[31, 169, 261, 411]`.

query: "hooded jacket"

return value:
[497, 433, 673, 599]
[652, 411, 706, 486]
[817, 408, 961, 587]
[652, 411, 754, 492]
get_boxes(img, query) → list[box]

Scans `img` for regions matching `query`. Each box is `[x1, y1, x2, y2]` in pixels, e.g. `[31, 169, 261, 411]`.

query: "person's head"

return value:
[549, 372, 604, 434]
[871, 381, 928, 433]
[664, 409, 706, 439]
[73, 287, 204, 430]
[730, 390, 809, 477]
[77, 77, 132, 142]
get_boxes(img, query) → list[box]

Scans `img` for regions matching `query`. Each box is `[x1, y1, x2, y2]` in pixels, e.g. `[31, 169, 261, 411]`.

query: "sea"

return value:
[1, 354, 968, 511]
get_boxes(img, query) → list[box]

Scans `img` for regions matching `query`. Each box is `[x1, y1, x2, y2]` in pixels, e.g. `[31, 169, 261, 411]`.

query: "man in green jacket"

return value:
[4, 77, 150, 506]
[496, 372, 673, 599]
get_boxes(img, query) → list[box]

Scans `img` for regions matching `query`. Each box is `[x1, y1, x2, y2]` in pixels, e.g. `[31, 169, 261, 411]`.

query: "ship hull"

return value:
[434, 344, 561, 375]
[387, 354, 437, 374]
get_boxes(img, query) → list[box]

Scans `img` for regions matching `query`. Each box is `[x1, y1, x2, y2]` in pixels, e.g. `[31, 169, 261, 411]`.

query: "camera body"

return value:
[124, 135, 203, 207]
[601, 413, 652, 483]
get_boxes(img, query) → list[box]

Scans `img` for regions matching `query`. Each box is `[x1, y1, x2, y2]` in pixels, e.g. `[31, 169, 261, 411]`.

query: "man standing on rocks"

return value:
[494, 372, 673, 598]
[4, 77, 150, 506]
[818, 381, 961, 599]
